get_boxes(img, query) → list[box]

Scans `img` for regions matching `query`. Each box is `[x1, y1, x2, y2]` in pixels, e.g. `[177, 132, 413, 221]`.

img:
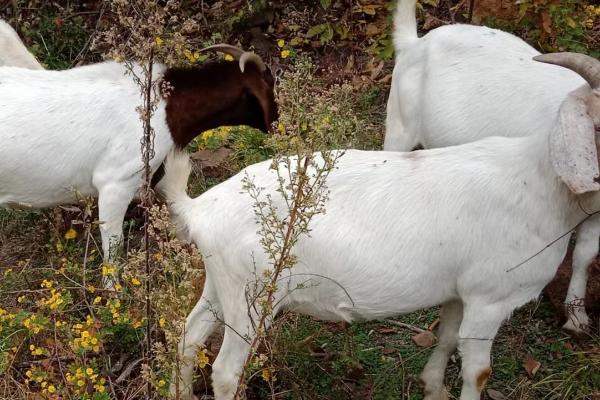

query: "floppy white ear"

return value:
[550, 92, 600, 194]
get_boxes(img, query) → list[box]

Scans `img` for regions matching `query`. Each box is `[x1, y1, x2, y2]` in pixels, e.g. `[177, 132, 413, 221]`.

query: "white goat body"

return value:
[0, 20, 42, 69]
[0, 47, 276, 277]
[0, 63, 171, 267]
[385, 0, 593, 333]
[163, 129, 597, 399]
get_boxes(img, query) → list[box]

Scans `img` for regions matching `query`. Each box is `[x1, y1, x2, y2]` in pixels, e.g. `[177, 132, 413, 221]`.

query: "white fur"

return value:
[162, 78, 600, 400]
[385, 0, 592, 333]
[0, 20, 42, 69]
[0, 62, 172, 271]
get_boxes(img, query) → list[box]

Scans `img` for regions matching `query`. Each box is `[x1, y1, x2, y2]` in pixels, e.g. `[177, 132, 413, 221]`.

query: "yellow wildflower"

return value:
[277, 39, 285, 48]
[281, 49, 290, 59]
[224, 54, 234, 61]
[47, 385, 56, 393]
[155, 36, 163, 47]
[64, 228, 77, 240]
[17, 295, 26, 303]
[197, 349, 209, 368]
[130, 277, 141, 286]
[158, 379, 166, 387]
[101, 264, 115, 277]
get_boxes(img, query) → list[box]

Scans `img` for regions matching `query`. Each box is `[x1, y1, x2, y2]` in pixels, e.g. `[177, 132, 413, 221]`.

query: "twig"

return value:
[387, 320, 426, 334]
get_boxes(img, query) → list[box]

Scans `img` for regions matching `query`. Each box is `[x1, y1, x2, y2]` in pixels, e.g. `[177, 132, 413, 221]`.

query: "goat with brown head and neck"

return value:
[0, 44, 277, 287]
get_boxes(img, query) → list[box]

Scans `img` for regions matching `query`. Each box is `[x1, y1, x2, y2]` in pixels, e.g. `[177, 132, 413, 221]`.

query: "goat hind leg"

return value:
[420, 299, 463, 400]
[97, 185, 134, 288]
[170, 280, 221, 400]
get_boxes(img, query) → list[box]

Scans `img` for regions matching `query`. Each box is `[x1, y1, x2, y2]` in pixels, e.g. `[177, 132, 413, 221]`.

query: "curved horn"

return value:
[239, 51, 266, 73]
[199, 43, 244, 59]
[534, 52, 600, 90]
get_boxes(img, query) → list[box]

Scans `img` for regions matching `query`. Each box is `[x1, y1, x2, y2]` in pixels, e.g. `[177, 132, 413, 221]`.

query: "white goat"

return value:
[385, 0, 593, 333]
[0, 45, 277, 280]
[162, 54, 600, 400]
[0, 20, 42, 69]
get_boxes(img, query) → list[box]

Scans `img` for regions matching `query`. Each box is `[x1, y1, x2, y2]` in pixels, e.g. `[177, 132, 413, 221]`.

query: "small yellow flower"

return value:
[93, 296, 102, 305]
[280, 49, 290, 59]
[224, 54, 234, 61]
[17, 295, 26, 303]
[277, 122, 285, 133]
[47, 384, 56, 393]
[261, 368, 271, 382]
[130, 277, 141, 286]
[64, 228, 77, 240]
[77, 379, 85, 387]
[159, 318, 166, 328]
[101, 264, 115, 277]
[155, 36, 163, 47]
[277, 39, 285, 48]
[86, 367, 94, 376]
[158, 379, 166, 387]
[197, 349, 209, 369]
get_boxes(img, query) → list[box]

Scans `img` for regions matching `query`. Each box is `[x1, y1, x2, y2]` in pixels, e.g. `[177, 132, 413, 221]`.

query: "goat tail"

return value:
[161, 149, 193, 206]
[393, 0, 418, 52]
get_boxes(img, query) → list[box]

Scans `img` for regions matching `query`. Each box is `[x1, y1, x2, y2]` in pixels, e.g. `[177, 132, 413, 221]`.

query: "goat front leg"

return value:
[563, 217, 597, 333]
[420, 299, 463, 400]
[97, 185, 134, 288]
[457, 303, 506, 400]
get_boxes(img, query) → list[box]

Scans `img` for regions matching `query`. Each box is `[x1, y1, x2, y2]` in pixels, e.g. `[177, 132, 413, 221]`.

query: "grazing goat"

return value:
[385, 0, 593, 333]
[0, 45, 277, 281]
[0, 20, 42, 69]
[162, 53, 600, 400]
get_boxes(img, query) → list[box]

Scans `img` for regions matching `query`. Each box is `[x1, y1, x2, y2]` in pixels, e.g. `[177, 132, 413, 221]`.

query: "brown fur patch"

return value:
[163, 60, 277, 148]
[476, 367, 492, 391]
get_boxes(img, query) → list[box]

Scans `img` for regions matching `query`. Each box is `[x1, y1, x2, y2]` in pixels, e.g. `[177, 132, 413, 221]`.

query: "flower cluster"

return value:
[65, 366, 106, 394]
[22, 314, 46, 334]
[584, 4, 600, 28]
[71, 317, 101, 353]
[40, 288, 65, 310]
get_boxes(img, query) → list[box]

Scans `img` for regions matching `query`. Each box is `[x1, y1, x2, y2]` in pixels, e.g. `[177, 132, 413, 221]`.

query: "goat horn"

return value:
[199, 43, 266, 73]
[534, 52, 600, 90]
[239, 51, 266, 73]
[199, 44, 245, 59]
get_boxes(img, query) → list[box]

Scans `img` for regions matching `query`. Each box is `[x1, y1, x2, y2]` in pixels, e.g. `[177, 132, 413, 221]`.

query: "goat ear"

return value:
[550, 91, 600, 194]
[246, 69, 277, 131]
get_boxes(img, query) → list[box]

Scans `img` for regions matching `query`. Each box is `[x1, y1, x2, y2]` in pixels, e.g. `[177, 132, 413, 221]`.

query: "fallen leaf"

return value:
[541, 11, 552, 34]
[523, 357, 541, 377]
[365, 23, 380, 36]
[191, 148, 232, 169]
[487, 389, 508, 400]
[377, 327, 396, 334]
[412, 331, 435, 348]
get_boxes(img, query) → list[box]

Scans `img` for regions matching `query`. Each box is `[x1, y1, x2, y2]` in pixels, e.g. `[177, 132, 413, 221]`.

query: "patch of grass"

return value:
[23, 13, 91, 69]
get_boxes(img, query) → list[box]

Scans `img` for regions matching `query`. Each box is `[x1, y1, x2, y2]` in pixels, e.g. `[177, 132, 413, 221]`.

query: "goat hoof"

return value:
[562, 317, 590, 337]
